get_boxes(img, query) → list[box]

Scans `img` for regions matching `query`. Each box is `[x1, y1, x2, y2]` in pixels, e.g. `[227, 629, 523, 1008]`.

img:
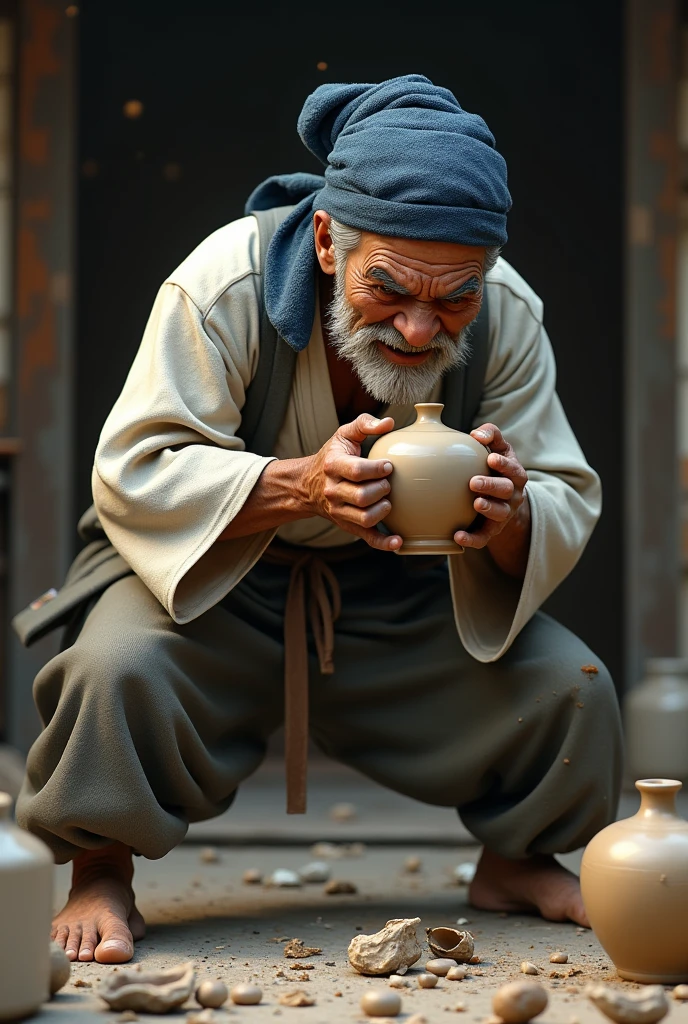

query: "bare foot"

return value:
[469, 848, 589, 927]
[51, 842, 145, 963]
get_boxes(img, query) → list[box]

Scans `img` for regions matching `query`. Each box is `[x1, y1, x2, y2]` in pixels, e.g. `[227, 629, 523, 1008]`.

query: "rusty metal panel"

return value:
[625, 0, 681, 687]
[7, 0, 75, 750]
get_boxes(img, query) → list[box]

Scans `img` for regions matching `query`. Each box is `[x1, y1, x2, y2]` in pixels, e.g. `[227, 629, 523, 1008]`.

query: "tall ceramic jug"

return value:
[580, 779, 688, 983]
[0, 791, 53, 1021]
[368, 403, 489, 555]
[624, 659, 688, 782]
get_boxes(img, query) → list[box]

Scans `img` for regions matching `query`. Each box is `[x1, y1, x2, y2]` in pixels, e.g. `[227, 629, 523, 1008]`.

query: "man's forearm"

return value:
[217, 458, 315, 541]
[486, 493, 532, 580]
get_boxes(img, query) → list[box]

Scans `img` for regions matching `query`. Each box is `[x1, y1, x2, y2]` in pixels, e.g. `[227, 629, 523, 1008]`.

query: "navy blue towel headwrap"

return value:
[245, 74, 511, 352]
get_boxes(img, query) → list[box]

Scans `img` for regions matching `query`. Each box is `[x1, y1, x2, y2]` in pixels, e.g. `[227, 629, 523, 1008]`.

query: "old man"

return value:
[15, 75, 621, 964]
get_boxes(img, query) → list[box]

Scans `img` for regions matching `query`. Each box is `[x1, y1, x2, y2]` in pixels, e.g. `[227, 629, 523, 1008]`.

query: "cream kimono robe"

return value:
[92, 215, 601, 663]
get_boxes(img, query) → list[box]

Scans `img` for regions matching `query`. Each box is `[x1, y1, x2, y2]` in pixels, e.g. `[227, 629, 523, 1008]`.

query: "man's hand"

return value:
[302, 413, 403, 551]
[453, 422, 531, 578]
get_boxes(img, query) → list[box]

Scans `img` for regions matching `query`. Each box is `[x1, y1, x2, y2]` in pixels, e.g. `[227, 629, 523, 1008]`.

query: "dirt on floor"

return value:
[38, 844, 687, 1024]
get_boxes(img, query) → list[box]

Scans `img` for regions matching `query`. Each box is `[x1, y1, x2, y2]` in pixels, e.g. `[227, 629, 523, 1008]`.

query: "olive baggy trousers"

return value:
[17, 548, 623, 863]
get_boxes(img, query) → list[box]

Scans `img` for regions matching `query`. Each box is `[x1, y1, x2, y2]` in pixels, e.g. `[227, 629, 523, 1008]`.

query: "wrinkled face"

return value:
[318, 220, 487, 405]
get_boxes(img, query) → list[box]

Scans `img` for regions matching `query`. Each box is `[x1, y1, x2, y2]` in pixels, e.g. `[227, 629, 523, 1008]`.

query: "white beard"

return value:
[325, 262, 474, 407]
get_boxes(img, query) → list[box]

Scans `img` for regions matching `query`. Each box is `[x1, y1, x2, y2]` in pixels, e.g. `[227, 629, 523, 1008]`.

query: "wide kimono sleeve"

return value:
[448, 264, 601, 662]
[92, 271, 278, 624]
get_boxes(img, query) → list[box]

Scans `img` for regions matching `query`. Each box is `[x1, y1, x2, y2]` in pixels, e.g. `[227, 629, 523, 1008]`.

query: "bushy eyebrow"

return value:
[366, 267, 410, 294]
[441, 275, 482, 301]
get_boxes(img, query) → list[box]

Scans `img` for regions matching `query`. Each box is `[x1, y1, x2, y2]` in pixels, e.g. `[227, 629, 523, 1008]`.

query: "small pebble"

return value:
[456, 917, 470, 925]
[324, 879, 358, 895]
[426, 959, 456, 977]
[418, 973, 438, 989]
[298, 861, 331, 884]
[199, 846, 220, 864]
[454, 863, 476, 884]
[230, 983, 262, 1005]
[447, 966, 468, 981]
[520, 962, 539, 975]
[361, 989, 402, 1017]
[404, 855, 422, 873]
[196, 980, 229, 1008]
[310, 841, 341, 858]
[271, 869, 302, 887]
[674, 986, 688, 1000]
[389, 975, 410, 988]
[242, 868, 263, 885]
[329, 801, 357, 822]
[550, 952, 568, 964]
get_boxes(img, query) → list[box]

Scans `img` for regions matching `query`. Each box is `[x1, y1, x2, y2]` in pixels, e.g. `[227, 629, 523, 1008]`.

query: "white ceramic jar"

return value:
[0, 791, 53, 1021]
[624, 658, 688, 782]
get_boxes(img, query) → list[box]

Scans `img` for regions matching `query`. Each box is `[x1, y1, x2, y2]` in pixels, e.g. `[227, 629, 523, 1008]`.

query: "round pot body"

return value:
[0, 792, 53, 1021]
[368, 403, 489, 555]
[624, 659, 688, 781]
[580, 779, 688, 983]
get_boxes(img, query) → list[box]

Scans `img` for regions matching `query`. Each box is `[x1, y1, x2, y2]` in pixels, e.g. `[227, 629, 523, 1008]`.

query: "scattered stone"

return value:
[324, 879, 358, 895]
[550, 952, 568, 964]
[456, 917, 470, 925]
[493, 980, 549, 1024]
[288, 962, 314, 971]
[199, 846, 220, 864]
[348, 917, 422, 976]
[426, 927, 475, 963]
[242, 868, 263, 885]
[454, 863, 476, 885]
[74, 979, 92, 988]
[284, 938, 322, 959]
[270, 869, 302, 888]
[278, 989, 315, 1007]
[298, 861, 331, 884]
[673, 986, 688, 1001]
[296, 972, 310, 982]
[586, 985, 669, 1024]
[470, 955, 481, 964]
[418, 973, 439, 989]
[520, 962, 539, 976]
[196, 980, 228, 1008]
[389, 975, 410, 988]
[426, 958, 457, 977]
[98, 962, 196, 1013]
[230, 983, 263, 1005]
[49, 941, 71, 995]
[447, 966, 468, 981]
[310, 841, 341, 858]
[404, 855, 422, 873]
[361, 988, 402, 1017]
[329, 801, 357, 822]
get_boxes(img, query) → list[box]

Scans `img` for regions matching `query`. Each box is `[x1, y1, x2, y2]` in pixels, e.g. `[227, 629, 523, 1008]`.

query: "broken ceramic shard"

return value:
[426, 926, 474, 962]
[196, 979, 228, 1008]
[284, 938, 322, 958]
[348, 917, 422, 976]
[298, 861, 331, 884]
[361, 989, 402, 1017]
[271, 868, 302, 887]
[49, 940, 71, 995]
[417, 973, 438, 989]
[493, 981, 548, 1024]
[586, 985, 669, 1024]
[98, 962, 196, 1013]
[425, 958, 456, 976]
[229, 983, 262, 1005]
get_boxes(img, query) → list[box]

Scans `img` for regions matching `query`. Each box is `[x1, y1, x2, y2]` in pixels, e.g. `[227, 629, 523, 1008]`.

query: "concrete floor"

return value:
[35, 842, 688, 1024]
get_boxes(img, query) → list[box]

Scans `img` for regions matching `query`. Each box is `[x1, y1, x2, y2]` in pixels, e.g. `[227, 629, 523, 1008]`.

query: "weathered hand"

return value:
[453, 423, 530, 569]
[303, 413, 403, 551]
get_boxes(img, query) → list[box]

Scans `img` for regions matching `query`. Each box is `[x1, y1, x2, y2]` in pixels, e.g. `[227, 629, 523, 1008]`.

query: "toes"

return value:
[52, 924, 69, 948]
[64, 924, 82, 961]
[78, 925, 98, 962]
[94, 918, 134, 964]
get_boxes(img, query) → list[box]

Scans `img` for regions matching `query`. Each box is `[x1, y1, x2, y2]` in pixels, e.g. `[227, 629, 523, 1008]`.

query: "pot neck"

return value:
[635, 779, 683, 820]
[413, 403, 446, 426]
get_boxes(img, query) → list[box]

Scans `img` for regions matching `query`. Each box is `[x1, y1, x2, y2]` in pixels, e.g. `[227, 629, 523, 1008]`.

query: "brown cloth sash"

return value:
[261, 539, 366, 814]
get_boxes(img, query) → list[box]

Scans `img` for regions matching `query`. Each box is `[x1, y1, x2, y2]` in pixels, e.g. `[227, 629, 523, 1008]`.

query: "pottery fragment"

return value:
[426, 926, 475, 962]
[98, 962, 196, 1013]
[49, 940, 71, 995]
[278, 988, 315, 1007]
[447, 966, 468, 981]
[298, 861, 331, 883]
[520, 962, 539, 975]
[284, 938, 322, 958]
[230, 983, 263, 1005]
[586, 985, 669, 1024]
[492, 980, 548, 1024]
[426, 958, 456, 976]
[361, 989, 402, 1017]
[348, 917, 422, 975]
[418, 973, 438, 988]
[196, 980, 228, 1008]
[549, 952, 568, 964]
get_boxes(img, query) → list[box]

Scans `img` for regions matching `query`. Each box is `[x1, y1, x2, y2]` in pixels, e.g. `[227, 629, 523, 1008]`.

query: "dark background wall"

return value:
[76, 0, 625, 684]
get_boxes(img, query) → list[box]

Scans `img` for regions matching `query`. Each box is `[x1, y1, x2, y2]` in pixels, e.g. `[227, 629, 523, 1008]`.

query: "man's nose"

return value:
[392, 305, 440, 347]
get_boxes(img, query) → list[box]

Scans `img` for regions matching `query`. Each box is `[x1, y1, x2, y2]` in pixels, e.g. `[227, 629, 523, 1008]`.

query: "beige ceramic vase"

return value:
[580, 779, 688, 983]
[368, 403, 489, 555]
[0, 791, 53, 1021]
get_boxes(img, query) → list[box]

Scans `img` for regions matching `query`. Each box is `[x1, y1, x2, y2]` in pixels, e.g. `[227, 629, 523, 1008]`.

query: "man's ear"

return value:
[313, 210, 336, 275]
